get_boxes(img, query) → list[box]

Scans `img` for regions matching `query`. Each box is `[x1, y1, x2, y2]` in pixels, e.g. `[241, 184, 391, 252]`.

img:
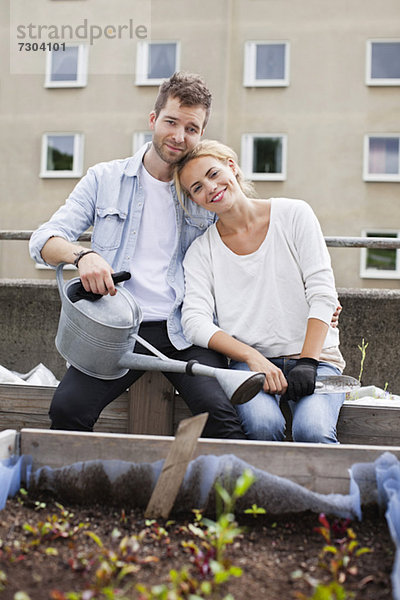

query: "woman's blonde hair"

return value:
[174, 139, 256, 211]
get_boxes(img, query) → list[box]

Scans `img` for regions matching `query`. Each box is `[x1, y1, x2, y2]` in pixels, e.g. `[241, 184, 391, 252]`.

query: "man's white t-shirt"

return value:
[124, 165, 177, 320]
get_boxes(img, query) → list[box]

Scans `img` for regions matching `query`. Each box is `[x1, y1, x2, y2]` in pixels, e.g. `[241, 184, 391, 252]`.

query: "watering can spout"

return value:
[215, 369, 266, 405]
[119, 351, 265, 406]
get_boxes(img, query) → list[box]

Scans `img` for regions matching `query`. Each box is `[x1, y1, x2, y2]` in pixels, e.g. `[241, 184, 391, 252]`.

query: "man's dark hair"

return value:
[153, 72, 212, 128]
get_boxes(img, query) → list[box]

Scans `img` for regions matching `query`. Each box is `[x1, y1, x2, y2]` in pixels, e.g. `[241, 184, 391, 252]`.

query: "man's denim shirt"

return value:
[29, 144, 215, 349]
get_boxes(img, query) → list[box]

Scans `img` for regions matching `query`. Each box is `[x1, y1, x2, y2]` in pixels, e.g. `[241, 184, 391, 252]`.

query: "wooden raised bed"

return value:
[1, 427, 400, 499]
[1, 375, 400, 446]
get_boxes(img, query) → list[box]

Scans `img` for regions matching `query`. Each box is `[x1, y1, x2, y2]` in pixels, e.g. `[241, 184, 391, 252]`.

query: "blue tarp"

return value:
[0, 454, 32, 510]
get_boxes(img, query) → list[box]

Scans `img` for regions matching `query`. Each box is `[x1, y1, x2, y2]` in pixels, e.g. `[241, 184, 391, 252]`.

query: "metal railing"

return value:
[1, 231, 400, 249]
[0, 231, 91, 242]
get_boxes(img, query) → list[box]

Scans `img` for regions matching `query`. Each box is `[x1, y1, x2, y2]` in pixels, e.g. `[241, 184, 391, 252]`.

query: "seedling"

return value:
[357, 338, 368, 384]
[314, 513, 371, 583]
[296, 580, 354, 600]
[295, 514, 371, 600]
[0, 569, 7, 591]
[244, 503, 266, 518]
[136, 469, 255, 599]
[22, 503, 88, 547]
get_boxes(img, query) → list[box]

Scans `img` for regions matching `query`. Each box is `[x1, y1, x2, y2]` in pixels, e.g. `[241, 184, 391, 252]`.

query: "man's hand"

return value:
[331, 303, 342, 328]
[246, 350, 288, 395]
[77, 251, 116, 296]
[284, 357, 318, 402]
[41, 237, 116, 296]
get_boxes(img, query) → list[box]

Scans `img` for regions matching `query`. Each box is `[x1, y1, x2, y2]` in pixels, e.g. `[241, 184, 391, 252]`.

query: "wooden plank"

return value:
[0, 393, 128, 417]
[173, 396, 192, 432]
[4, 383, 400, 446]
[0, 429, 18, 459]
[0, 384, 130, 433]
[0, 412, 128, 434]
[145, 413, 208, 518]
[19, 428, 400, 497]
[176, 396, 400, 445]
[338, 404, 400, 445]
[127, 371, 175, 435]
[0, 413, 51, 430]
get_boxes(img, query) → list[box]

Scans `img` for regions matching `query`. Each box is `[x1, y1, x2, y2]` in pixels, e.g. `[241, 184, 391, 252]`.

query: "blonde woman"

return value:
[175, 140, 345, 443]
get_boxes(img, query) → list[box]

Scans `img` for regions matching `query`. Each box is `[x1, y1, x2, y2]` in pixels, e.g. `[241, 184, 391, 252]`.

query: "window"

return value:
[132, 131, 152, 154]
[244, 41, 289, 87]
[366, 40, 400, 85]
[241, 134, 287, 180]
[135, 41, 179, 85]
[363, 135, 400, 181]
[45, 44, 88, 88]
[360, 231, 400, 279]
[40, 133, 84, 178]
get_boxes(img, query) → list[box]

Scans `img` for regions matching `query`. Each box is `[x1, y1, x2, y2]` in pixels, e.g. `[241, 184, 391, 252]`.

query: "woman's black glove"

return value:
[284, 357, 319, 402]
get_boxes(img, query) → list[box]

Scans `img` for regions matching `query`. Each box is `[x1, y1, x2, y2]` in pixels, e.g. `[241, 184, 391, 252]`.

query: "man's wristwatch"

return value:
[73, 249, 98, 268]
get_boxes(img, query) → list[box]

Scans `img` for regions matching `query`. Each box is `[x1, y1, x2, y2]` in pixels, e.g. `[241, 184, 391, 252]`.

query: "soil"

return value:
[0, 492, 394, 600]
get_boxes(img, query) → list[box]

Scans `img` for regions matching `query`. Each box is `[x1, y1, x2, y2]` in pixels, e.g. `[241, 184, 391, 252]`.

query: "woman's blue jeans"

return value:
[232, 358, 345, 444]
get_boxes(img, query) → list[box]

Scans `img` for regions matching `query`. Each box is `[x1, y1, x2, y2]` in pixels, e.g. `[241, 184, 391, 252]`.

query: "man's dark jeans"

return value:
[49, 321, 247, 439]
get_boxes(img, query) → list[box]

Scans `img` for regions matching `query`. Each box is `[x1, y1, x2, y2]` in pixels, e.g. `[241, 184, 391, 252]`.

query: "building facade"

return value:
[1, 0, 399, 288]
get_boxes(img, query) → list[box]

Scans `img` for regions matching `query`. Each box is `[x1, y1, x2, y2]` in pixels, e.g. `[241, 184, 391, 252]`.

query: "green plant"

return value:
[0, 569, 7, 591]
[22, 503, 88, 547]
[136, 566, 210, 599]
[314, 514, 371, 583]
[196, 468, 255, 563]
[16, 487, 29, 506]
[295, 514, 371, 600]
[296, 580, 354, 600]
[136, 469, 256, 600]
[244, 503, 266, 518]
[51, 528, 155, 600]
[214, 469, 256, 519]
[357, 338, 369, 384]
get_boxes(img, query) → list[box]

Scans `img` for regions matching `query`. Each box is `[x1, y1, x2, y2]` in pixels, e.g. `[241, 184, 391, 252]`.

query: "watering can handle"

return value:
[111, 271, 131, 284]
[57, 263, 131, 301]
[56, 263, 68, 303]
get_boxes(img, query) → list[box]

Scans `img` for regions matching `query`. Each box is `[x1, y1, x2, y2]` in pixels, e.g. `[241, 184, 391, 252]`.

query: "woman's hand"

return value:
[283, 357, 318, 402]
[330, 303, 342, 328]
[207, 332, 287, 394]
[246, 350, 288, 395]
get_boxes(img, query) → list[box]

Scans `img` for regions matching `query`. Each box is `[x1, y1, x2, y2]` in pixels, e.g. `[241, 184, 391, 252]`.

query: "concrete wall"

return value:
[0, 280, 66, 380]
[338, 288, 400, 391]
[0, 281, 399, 392]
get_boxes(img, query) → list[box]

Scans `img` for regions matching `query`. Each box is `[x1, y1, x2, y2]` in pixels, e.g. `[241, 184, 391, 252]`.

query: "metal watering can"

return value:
[55, 264, 266, 405]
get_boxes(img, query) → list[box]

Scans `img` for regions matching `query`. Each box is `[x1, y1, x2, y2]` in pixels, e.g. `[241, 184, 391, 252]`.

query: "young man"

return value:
[29, 72, 247, 439]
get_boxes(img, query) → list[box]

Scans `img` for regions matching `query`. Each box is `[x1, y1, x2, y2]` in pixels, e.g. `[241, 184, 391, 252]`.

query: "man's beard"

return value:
[152, 136, 186, 165]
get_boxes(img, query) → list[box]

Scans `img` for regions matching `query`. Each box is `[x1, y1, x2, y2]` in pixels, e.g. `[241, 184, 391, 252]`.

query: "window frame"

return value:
[360, 230, 400, 279]
[132, 131, 153, 154]
[40, 132, 84, 178]
[135, 40, 180, 86]
[241, 133, 287, 181]
[45, 44, 88, 88]
[366, 39, 400, 86]
[243, 40, 290, 87]
[363, 134, 400, 182]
